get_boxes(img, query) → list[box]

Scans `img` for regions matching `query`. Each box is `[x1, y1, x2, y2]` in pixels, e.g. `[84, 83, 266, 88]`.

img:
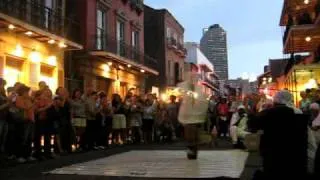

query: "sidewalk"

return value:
[0, 141, 262, 180]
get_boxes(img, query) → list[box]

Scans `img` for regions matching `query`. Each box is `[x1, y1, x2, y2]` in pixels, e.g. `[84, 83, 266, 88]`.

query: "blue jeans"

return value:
[0, 120, 8, 152]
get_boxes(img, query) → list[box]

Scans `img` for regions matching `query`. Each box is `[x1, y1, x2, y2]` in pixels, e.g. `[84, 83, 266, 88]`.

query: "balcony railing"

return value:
[167, 37, 177, 48]
[0, 0, 80, 44]
[93, 34, 157, 71]
[204, 76, 216, 87]
[177, 43, 187, 56]
[283, 13, 313, 45]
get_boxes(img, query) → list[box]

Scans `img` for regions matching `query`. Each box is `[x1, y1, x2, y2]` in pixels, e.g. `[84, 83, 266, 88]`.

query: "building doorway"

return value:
[174, 62, 180, 85]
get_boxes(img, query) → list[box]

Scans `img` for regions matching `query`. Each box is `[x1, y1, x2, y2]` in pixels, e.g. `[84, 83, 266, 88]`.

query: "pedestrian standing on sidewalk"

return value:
[142, 94, 157, 144]
[127, 95, 143, 144]
[0, 79, 9, 154]
[217, 97, 229, 138]
[70, 89, 87, 151]
[208, 95, 217, 133]
[311, 103, 320, 145]
[167, 95, 179, 141]
[96, 95, 113, 148]
[15, 85, 36, 163]
[6, 87, 18, 160]
[154, 100, 169, 143]
[56, 87, 74, 153]
[33, 89, 53, 159]
[112, 94, 126, 145]
[300, 91, 311, 114]
[258, 90, 317, 178]
[84, 91, 99, 150]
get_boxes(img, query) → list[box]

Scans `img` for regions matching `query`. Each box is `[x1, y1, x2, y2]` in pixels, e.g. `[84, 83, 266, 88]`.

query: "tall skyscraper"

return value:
[200, 24, 229, 81]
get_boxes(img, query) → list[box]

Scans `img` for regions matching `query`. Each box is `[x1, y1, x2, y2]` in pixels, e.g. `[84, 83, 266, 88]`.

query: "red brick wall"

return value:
[82, 0, 144, 54]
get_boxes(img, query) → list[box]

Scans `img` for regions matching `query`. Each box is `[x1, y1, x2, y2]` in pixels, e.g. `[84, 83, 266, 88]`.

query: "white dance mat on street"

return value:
[50, 150, 249, 178]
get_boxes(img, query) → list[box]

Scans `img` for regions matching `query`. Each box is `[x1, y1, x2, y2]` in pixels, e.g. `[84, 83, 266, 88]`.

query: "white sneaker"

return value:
[27, 156, 37, 162]
[17, 157, 26, 163]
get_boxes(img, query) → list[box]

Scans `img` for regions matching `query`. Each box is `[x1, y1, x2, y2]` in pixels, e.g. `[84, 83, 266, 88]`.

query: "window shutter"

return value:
[29, 63, 40, 86]
[58, 69, 64, 87]
[0, 56, 4, 78]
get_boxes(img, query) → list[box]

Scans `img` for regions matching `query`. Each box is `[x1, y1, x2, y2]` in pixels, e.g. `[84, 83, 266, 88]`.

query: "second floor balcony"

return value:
[89, 34, 158, 75]
[283, 23, 320, 54]
[280, 0, 318, 26]
[0, 0, 81, 49]
[167, 37, 177, 49]
[177, 43, 187, 57]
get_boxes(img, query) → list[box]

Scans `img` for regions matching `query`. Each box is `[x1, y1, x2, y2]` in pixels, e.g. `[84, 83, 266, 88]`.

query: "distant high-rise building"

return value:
[200, 24, 229, 81]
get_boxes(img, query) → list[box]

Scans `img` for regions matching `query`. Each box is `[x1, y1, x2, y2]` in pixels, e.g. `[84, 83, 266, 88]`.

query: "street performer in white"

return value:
[177, 73, 209, 160]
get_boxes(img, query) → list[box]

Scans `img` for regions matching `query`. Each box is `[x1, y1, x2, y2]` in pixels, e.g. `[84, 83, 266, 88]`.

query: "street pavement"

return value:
[0, 140, 262, 180]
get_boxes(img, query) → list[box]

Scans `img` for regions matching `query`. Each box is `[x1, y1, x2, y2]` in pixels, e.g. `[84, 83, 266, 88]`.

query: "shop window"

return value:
[4, 56, 24, 88]
[4, 67, 22, 89]
[40, 64, 56, 91]
[96, 77, 111, 95]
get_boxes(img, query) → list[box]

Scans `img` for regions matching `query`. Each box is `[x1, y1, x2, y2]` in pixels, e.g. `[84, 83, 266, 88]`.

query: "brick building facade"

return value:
[66, 0, 157, 97]
[144, 5, 186, 93]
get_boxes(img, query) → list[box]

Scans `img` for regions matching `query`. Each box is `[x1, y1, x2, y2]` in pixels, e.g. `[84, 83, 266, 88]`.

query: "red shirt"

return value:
[217, 103, 229, 116]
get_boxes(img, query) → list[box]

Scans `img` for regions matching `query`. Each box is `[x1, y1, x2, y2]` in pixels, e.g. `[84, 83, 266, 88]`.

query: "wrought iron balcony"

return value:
[0, 0, 80, 44]
[93, 33, 157, 71]
[167, 37, 177, 49]
[177, 43, 187, 57]
[283, 13, 313, 45]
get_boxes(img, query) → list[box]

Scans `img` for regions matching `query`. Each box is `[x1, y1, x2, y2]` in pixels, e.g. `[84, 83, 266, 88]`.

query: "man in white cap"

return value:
[230, 105, 247, 147]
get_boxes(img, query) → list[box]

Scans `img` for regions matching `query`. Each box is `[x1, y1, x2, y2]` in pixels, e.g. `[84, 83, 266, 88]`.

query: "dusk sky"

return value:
[144, 0, 285, 80]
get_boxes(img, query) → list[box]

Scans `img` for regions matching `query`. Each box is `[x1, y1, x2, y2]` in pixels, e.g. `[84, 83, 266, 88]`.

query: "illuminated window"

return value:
[4, 67, 21, 89]
[4, 56, 24, 88]
[40, 65, 56, 91]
